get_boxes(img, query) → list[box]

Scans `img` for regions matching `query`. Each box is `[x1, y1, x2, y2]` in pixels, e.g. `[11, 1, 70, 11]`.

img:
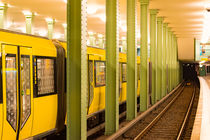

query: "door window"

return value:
[20, 56, 31, 128]
[6, 54, 17, 131]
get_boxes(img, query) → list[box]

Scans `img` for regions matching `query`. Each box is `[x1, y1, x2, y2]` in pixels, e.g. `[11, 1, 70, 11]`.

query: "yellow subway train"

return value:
[0, 29, 140, 140]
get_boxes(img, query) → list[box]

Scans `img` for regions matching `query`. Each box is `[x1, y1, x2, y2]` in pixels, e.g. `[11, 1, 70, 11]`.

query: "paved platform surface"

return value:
[191, 76, 210, 140]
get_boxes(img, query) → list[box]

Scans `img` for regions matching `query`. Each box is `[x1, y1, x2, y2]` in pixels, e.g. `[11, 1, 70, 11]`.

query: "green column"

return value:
[157, 17, 163, 101]
[140, 0, 149, 111]
[46, 18, 55, 39]
[168, 30, 172, 91]
[23, 11, 34, 34]
[172, 34, 175, 88]
[162, 23, 167, 97]
[126, 0, 137, 120]
[0, 3, 7, 29]
[150, 9, 158, 104]
[67, 0, 87, 139]
[166, 26, 169, 93]
[105, 0, 119, 135]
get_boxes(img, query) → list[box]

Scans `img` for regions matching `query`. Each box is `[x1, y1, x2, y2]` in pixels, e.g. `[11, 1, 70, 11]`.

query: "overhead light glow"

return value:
[62, 23, 67, 28]
[201, 10, 210, 43]
[63, 0, 67, 3]
[22, 10, 33, 16]
[87, 5, 98, 15]
[0, 2, 5, 7]
[45, 18, 54, 23]
[54, 33, 62, 39]
[38, 30, 47, 37]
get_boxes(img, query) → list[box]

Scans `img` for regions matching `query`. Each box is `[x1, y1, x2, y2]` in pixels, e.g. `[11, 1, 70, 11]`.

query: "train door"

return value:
[0, 45, 3, 140]
[1, 44, 33, 140]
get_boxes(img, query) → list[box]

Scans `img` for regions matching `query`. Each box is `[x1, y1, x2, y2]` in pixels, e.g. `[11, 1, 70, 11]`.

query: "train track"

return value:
[133, 83, 195, 140]
[111, 82, 197, 140]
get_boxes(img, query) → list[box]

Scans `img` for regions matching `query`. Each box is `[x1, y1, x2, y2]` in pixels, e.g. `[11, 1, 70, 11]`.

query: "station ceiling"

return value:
[1, 0, 207, 40]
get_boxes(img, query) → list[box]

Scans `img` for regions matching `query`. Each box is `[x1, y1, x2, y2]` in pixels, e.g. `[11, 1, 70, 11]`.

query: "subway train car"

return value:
[0, 29, 141, 140]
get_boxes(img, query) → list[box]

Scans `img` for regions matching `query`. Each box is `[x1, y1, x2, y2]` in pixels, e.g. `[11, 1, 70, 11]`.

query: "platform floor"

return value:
[191, 76, 210, 140]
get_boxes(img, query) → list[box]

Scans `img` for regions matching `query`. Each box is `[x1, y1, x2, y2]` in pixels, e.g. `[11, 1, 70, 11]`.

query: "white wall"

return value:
[177, 38, 194, 61]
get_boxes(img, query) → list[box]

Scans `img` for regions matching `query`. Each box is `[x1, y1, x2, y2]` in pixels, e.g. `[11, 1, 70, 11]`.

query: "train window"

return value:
[95, 61, 105, 87]
[34, 57, 56, 97]
[122, 63, 127, 82]
[0, 53, 2, 104]
[6, 54, 17, 131]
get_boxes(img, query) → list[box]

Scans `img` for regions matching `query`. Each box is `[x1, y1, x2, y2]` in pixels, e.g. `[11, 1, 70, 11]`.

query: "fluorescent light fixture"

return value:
[88, 31, 94, 35]
[45, 18, 54, 23]
[22, 10, 33, 16]
[98, 34, 103, 38]
[38, 30, 47, 37]
[54, 33, 62, 39]
[62, 23, 67, 28]
[0, 2, 5, 7]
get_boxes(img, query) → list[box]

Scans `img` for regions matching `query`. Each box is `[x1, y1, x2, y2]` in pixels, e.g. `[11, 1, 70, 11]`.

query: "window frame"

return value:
[122, 63, 127, 83]
[0, 52, 2, 103]
[94, 60, 106, 87]
[33, 56, 57, 98]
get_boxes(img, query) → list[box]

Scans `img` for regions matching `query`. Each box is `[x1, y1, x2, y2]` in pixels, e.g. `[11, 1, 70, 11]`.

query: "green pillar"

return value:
[63, 24, 67, 41]
[150, 9, 158, 104]
[157, 17, 163, 101]
[105, 0, 119, 135]
[166, 26, 170, 94]
[172, 34, 175, 88]
[168, 30, 172, 91]
[140, 0, 149, 111]
[67, 0, 87, 139]
[23, 11, 34, 34]
[126, 0, 137, 120]
[0, 3, 8, 29]
[162, 23, 167, 97]
[46, 18, 55, 39]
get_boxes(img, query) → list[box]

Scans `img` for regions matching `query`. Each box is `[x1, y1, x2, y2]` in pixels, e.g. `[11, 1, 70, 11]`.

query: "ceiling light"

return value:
[45, 18, 55, 23]
[98, 34, 103, 38]
[54, 33, 62, 39]
[62, 23, 67, 28]
[22, 10, 33, 16]
[63, 0, 67, 3]
[87, 5, 98, 15]
[38, 30, 47, 37]
[0, 2, 4, 7]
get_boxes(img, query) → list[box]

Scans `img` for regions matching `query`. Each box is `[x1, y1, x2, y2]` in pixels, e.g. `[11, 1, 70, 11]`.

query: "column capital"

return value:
[140, 0, 149, 5]
[0, 3, 8, 10]
[163, 23, 168, 27]
[150, 9, 159, 15]
[157, 17, 164, 22]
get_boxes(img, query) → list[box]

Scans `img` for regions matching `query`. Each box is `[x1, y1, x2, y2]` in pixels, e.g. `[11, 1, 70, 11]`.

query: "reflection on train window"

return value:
[137, 64, 140, 80]
[0, 53, 2, 104]
[6, 55, 17, 131]
[122, 63, 127, 82]
[21, 56, 31, 128]
[95, 61, 105, 87]
[36, 58, 55, 95]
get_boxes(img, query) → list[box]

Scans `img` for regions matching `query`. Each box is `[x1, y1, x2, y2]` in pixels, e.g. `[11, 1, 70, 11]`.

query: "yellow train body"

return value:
[0, 29, 141, 140]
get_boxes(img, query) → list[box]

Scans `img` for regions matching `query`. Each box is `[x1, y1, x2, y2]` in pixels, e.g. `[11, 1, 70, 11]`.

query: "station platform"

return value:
[191, 76, 210, 140]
